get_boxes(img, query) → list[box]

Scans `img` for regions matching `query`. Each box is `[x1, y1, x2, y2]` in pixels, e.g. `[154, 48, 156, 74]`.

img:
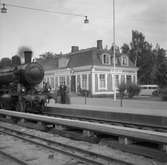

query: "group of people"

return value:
[43, 81, 70, 104]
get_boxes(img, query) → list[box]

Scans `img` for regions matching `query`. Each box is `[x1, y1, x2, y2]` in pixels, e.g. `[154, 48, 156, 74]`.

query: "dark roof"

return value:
[67, 47, 136, 68]
[37, 47, 136, 71]
[67, 47, 101, 67]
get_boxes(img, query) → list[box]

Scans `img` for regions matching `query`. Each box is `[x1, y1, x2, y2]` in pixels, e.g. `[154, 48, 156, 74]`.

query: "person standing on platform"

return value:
[59, 82, 66, 104]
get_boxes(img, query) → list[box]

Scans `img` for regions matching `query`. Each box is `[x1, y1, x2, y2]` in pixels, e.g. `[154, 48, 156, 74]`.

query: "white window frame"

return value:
[82, 74, 88, 90]
[102, 53, 110, 65]
[59, 76, 65, 85]
[98, 73, 107, 90]
[115, 75, 119, 89]
[121, 55, 129, 66]
[55, 77, 58, 89]
[121, 75, 125, 83]
[50, 76, 54, 89]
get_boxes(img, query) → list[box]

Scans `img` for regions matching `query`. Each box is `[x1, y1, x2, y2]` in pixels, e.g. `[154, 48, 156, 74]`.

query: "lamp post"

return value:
[113, 0, 116, 101]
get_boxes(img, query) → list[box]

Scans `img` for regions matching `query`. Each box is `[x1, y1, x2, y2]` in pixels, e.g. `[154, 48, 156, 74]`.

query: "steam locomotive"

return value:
[0, 51, 48, 113]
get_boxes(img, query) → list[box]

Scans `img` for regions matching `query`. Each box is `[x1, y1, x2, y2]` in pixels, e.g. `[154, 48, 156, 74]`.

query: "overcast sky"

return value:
[0, 0, 167, 58]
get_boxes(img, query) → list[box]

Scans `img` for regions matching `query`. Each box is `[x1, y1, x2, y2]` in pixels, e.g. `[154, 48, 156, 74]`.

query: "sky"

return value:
[0, 0, 167, 58]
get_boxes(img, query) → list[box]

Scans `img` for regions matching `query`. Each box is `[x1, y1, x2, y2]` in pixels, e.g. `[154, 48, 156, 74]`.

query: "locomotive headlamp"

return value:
[21, 87, 25, 92]
[1, 3, 7, 13]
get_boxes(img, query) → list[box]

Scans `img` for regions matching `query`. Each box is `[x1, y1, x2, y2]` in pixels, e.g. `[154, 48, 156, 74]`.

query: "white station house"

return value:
[41, 40, 138, 96]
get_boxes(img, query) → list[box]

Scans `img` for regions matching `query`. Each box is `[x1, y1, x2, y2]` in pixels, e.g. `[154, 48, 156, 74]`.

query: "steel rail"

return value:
[0, 125, 133, 165]
[0, 150, 29, 165]
[43, 111, 167, 131]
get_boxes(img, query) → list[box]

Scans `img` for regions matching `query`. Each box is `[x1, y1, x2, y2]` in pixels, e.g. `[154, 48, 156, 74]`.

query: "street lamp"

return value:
[1, 3, 7, 13]
[84, 16, 89, 24]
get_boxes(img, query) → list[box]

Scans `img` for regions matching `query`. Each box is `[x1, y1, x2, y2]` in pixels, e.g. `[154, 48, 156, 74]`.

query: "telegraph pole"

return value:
[113, 0, 116, 101]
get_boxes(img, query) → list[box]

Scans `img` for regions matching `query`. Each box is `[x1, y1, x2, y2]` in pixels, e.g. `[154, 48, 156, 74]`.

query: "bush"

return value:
[79, 89, 90, 97]
[152, 90, 159, 96]
[126, 83, 140, 98]
[160, 87, 167, 101]
[118, 82, 127, 98]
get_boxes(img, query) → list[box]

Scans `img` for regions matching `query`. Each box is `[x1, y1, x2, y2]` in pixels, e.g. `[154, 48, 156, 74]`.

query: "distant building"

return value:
[40, 40, 138, 95]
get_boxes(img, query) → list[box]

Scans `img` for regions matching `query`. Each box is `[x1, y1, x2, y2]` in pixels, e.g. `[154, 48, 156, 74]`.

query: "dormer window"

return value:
[102, 53, 110, 65]
[121, 55, 128, 66]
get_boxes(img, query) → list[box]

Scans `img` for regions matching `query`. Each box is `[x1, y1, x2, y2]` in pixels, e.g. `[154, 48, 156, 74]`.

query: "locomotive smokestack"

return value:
[24, 51, 32, 64]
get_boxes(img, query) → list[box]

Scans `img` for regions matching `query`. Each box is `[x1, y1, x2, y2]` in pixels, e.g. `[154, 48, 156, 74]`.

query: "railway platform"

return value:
[46, 103, 167, 130]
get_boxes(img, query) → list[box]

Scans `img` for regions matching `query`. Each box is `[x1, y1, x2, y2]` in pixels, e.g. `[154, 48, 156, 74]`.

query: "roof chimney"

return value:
[71, 46, 79, 53]
[97, 40, 103, 50]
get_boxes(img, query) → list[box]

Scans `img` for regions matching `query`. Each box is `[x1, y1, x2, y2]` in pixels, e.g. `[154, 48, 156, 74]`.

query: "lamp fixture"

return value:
[1, 3, 7, 13]
[84, 16, 89, 24]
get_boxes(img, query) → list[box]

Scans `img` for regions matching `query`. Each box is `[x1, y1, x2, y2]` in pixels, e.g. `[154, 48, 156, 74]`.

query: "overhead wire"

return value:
[1, 2, 84, 17]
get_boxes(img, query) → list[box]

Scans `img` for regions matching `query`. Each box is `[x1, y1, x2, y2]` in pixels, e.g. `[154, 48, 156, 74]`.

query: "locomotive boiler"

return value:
[0, 51, 47, 113]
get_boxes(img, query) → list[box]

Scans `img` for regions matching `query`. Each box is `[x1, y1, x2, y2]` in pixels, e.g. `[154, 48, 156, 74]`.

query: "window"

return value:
[121, 75, 125, 83]
[77, 75, 81, 90]
[50, 77, 54, 89]
[126, 75, 132, 84]
[133, 75, 136, 83]
[59, 76, 65, 85]
[115, 75, 119, 88]
[55, 77, 58, 88]
[66, 76, 70, 86]
[47, 77, 49, 83]
[102, 54, 110, 64]
[99, 74, 107, 89]
[121, 56, 128, 66]
[82, 74, 87, 89]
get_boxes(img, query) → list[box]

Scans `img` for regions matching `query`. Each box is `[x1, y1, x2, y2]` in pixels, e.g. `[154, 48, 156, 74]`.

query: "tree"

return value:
[153, 47, 167, 88]
[129, 30, 145, 66]
[121, 43, 130, 54]
[38, 52, 55, 60]
[0, 58, 12, 68]
[126, 83, 140, 98]
[137, 42, 154, 84]
[127, 30, 155, 84]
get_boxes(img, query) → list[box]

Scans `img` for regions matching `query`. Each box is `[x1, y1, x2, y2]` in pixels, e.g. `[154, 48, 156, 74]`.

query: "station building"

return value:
[41, 40, 138, 96]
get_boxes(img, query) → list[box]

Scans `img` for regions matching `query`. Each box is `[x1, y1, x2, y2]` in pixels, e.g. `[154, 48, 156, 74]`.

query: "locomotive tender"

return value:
[0, 51, 47, 113]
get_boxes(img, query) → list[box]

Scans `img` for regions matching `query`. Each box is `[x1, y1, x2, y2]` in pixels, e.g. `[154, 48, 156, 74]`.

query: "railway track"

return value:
[0, 109, 167, 164]
[0, 124, 133, 165]
[0, 150, 29, 165]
